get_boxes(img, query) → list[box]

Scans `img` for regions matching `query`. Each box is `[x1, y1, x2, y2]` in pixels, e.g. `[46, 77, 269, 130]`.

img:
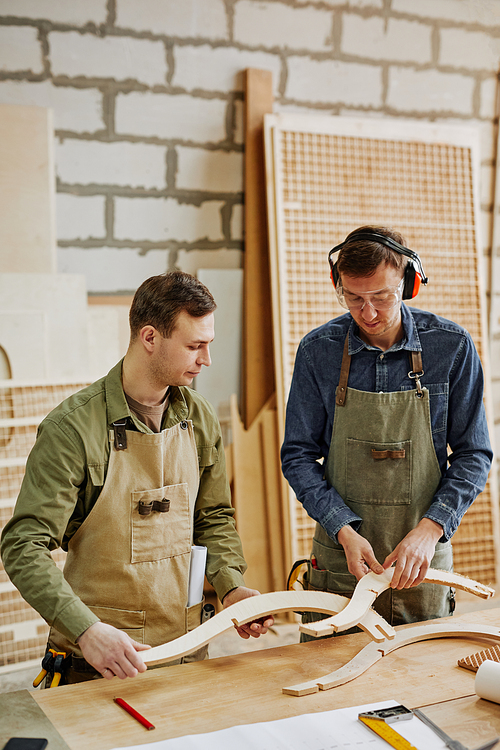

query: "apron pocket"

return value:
[88, 605, 146, 643]
[182, 600, 209, 663]
[346, 437, 411, 505]
[131, 483, 191, 563]
[308, 537, 358, 595]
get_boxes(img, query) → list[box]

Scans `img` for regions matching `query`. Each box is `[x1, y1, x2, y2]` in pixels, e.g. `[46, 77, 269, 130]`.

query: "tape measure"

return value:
[358, 716, 418, 750]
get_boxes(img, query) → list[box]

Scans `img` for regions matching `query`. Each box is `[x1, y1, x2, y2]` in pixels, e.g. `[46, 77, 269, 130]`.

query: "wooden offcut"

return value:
[242, 69, 275, 429]
[458, 643, 500, 672]
[230, 393, 285, 592]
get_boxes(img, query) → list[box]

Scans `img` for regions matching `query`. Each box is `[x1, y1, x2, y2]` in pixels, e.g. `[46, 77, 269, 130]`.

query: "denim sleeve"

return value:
[281, 341, 362, 541]
[423, 332, 493, 540]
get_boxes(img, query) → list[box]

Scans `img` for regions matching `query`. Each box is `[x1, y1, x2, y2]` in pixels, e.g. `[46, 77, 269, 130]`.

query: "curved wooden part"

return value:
[299, 568, 495, 639]
[142, 590, 396, 667]
[283, 622, 500, 696]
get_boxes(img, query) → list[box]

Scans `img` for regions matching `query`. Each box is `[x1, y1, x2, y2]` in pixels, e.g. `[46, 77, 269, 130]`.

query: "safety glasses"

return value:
[336, 277, 404, 311]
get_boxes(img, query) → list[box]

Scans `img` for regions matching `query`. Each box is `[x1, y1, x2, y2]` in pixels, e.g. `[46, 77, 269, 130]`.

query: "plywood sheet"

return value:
[196, 269, 243, 415]
[0, 273, 89, 381]
[0, 311, 48, 379]
[265, 114, 499, 584]
[0, 104, 57, 273]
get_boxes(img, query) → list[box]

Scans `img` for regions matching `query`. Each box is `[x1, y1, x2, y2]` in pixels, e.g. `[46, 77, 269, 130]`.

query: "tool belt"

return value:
[33, 647, 101, 688]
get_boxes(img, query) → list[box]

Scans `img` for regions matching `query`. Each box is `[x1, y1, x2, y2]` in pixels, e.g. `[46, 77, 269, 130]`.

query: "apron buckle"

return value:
[408, 368, 424, 398]
[113, 419, 128, 450]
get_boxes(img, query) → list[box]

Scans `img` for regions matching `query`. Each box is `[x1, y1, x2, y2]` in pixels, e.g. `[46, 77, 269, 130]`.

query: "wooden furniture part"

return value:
[242, 68, 275, 430]
[284, 621, 500, 696]
[230, 392, 286, 592]
[264, 113, 500, 586]
[143, 568, 493, 667]
[27, 608, 500, 750]
[142, 589, 396, 667]
[300, 568, 495, 638]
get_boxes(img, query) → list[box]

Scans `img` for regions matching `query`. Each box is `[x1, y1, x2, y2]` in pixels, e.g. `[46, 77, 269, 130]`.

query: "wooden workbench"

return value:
[18, 608, 500, 748]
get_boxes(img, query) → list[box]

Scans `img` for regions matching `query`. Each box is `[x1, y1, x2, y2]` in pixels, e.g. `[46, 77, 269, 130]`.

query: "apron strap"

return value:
[336, 336, 351, 407]
[408, 351, 424, 398]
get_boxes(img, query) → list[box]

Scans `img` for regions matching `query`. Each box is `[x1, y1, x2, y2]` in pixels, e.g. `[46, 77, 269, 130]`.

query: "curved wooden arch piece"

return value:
[283, 622, 500, 696]
[299, 568, 495, 639]
[143, 590, 396, 667]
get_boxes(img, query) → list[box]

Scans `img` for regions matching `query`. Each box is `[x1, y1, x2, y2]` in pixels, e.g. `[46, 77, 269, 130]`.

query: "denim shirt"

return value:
[281, 304, 492, 543]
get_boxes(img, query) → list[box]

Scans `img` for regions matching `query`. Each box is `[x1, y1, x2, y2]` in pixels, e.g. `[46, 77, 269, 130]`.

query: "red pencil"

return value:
[114, 697, 155, 730]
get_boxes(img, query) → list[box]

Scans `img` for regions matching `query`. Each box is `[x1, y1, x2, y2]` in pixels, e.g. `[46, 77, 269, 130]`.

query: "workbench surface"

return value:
[13, 607, 500, 748]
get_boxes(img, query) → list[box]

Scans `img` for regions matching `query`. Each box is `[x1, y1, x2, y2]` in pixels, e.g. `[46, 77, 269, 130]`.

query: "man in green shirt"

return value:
[1, 271, 272, 684]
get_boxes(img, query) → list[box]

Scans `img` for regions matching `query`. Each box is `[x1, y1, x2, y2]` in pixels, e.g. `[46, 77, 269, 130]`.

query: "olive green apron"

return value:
[303, 337, 453, 634]
[48, 418, 206, 680]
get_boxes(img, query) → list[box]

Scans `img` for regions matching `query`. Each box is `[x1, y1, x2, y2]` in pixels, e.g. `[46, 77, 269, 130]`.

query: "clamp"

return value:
[33, 648, 68, 688]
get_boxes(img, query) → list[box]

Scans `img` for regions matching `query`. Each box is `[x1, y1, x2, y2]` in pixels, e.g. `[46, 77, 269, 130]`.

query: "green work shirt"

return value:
[1, 360, 246, 644]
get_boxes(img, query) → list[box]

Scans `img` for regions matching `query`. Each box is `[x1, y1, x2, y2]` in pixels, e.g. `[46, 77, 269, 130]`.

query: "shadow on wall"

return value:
[0, 345, 11, 380]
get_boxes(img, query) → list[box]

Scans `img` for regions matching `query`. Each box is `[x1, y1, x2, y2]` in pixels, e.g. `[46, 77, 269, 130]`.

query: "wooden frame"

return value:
[142, 568, 493, 667]
[142, 590, 396, 667]
[283, 621, 500, 696]
[300, 568, 495, 639]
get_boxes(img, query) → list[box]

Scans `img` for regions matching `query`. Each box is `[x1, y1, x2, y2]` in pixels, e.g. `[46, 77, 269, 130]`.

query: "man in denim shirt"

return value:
[281, 226, 492, 627]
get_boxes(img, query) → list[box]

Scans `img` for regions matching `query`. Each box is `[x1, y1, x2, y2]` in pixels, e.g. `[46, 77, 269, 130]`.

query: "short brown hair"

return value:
[129, 271, 216, 340]
[336, 225, 408, 279]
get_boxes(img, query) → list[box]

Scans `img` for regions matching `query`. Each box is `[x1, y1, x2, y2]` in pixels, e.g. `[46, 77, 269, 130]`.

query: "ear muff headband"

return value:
[328, 231, 428, 301]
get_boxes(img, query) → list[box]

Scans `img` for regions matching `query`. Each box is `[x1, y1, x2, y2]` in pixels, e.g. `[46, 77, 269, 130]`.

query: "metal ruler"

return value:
[358, 716, 418, 750]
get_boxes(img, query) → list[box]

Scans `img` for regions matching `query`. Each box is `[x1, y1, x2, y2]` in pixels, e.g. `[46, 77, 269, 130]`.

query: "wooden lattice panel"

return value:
[0, 380, 89, 671]
[265, 114, 499, 585]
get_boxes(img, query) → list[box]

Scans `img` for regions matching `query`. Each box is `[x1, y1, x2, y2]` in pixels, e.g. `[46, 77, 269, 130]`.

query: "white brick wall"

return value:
[49, 31, 167, 87]
[56, 194, 106, 240]
[58, 246, 169, 293]
[116, 0, 228, 40]
[391, 0, 482, 23]
[286, 57, 382, 106]
[176, 147, 243, 192]
[0, 0, 498, 297]
[342, 15, 432, 63]
[114, 197, 225, 242]
[177, 248, 243, 274]
[0, 80, 103, 132]
[439, 28, 500, 71]
[0, 26, 43, 73]
[480, 77, 497, 120]
[231, 204, 244, 241]
[347, 0, 384, 6]
[387, 67, 475, 115]
[0, 0, 108, 24]
[172, 45, 282, 94]
[115, 92, 228, 143]
[234, 1, 333, 51]
[56, 140, 167, 189]
[234, 100, 244, 145]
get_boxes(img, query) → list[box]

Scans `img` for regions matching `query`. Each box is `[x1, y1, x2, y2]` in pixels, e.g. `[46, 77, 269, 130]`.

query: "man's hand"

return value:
[337, 525, 384, 581]
[77, 621, 151, 680]
[222, 586, 274, 640]
[383, 518, 444, 589]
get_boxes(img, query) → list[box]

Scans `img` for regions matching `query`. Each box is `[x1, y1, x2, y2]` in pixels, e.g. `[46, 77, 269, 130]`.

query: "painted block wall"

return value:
[0, 0, 500, 441]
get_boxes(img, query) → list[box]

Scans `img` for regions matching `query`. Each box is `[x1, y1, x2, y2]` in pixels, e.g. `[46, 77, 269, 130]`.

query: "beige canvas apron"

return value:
[48, 418, 205, 676]
[303, 338, 453, 632]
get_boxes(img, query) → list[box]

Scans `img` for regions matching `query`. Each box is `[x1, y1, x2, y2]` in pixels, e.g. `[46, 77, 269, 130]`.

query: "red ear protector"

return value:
[328, 232, 428, 300]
